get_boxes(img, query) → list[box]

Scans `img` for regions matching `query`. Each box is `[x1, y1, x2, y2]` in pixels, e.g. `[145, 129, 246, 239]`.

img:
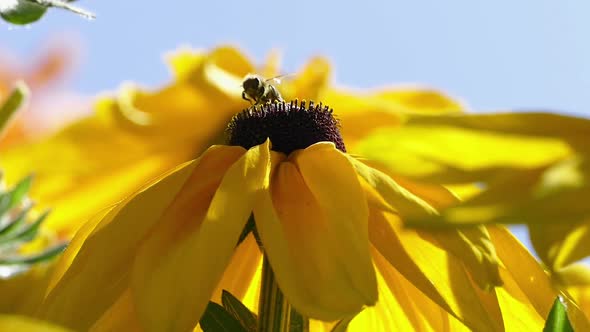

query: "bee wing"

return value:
[265, 73, 295, 86]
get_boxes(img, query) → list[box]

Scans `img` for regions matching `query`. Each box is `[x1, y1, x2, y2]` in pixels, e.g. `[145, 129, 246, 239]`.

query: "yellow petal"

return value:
[41, 159, 198, 330]
[0, 46, 252, 236]
[554, 264, 590, 286]
[293, 143, 377, 304]
[254, 143, 376, 321]
[165, 46, 253, 98]
[408, 156, 590, 229]
[354, 114, 573, 183]
[346, 156, 438, 219]
[405, 112, 590, 152]
[89, 288, 143, 332]
[325, 90, 402, 146]
[285, 57, 331, 101]
[374, 87, 465, 114]
[42, 146, 242, 331]
[210, 234, 262, 304]
[331, 86, 463, 148]
[494, 272, 544, 331]
[391, 175, 503, 290]
[369, 209, 503, 332]
[530, 220, 590, 271]
[565, 284, 590, 320]
[353, 246, 471, 332]
[131, 141, 270, 332]
[434, 227, 502, 290]
[0, 315, 73, 332]
[488, 226, 590, 331]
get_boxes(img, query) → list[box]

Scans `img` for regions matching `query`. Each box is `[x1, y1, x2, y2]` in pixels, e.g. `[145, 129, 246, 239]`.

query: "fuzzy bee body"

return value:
[242, 75, 285, 105]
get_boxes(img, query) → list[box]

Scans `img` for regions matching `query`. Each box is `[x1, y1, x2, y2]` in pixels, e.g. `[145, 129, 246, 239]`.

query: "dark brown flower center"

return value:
[226, 100, 346, 154]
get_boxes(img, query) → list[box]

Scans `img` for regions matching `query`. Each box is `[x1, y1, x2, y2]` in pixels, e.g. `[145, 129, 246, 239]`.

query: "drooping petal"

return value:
[399, 157, 580, 229]
[369, 208, 503, 332]
[494, 271, 544, 331]
[353, 113, 574, 183]
[354, 160, 502, 290]
[529, 220, 590, 271]
[346, 156, 438, 219]
[488, 226, 590, 331]
[41, 145, 244, 331]
[131, 141, 270, 332]
[210, 234, 262, 304]
[351, 246, 471, 332]
[294, 143, 377, 305]
[254, 144, 376, 321]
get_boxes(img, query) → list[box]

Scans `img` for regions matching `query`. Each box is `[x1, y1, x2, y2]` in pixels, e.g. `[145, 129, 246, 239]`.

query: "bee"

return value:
[241, 74, 285, 105]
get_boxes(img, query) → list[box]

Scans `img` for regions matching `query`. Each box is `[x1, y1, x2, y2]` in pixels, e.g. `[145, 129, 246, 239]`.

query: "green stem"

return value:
[257, 255, 309, 332]
[0, 82, 28, 136]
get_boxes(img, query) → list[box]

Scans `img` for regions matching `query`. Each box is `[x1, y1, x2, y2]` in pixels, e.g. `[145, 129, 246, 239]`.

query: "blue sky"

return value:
[1, 1, 589, 249]
[2, 1, 590, 116]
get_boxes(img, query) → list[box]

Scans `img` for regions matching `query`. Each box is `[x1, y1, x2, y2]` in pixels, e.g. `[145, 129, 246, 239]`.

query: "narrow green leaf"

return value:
[0, 206, 31, 237]
[221, 290, 257, 332]
[543, 296, 574, 332]
[0, 82, 28, 134]
[200, 301, 248, 332]
[0, 175, 33, 217]
[0, 242, 66, 265]
[0, 210, 49, 245]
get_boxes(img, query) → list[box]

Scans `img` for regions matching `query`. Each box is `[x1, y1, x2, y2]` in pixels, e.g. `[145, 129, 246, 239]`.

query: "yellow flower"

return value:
[0, 46, 460, 238]
[38, 100, 586, 332]
[3, 45, 585, 330]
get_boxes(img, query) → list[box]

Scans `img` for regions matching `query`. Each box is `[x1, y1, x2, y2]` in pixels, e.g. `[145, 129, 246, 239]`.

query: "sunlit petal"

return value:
[131, 141, 270, 332]
[489, 226, 590, 331]
[41, 159, 199, 330]
[346, 155, 437, 219]
[354, 113, 574, 183]
[210, 234, 262, 304]
[530, 220, 590, 271]
[254, 144, 376, 321]
[369, 208, 503, 332]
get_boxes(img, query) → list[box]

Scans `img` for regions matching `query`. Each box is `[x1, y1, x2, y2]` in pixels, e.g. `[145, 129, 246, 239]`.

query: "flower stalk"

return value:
[257, 255, 308, 332]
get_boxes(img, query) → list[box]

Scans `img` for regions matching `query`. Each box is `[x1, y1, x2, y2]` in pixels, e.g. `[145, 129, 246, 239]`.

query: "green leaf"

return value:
[543, 296, 574, 332]
[221, 290, 257, 332]
[0, 1, 47, 25]
[0, 242, 66, 265]
[200, 301, 248, 332]
[0, 175, 33, 217]
[0, 82, 28, 136]
[0, 210, 49, 245]
[0, 0, 94, 24]
[0, 206, 31, 237]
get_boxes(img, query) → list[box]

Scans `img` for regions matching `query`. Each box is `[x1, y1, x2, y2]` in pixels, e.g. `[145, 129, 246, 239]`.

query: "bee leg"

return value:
[242, 92, 255, 105]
